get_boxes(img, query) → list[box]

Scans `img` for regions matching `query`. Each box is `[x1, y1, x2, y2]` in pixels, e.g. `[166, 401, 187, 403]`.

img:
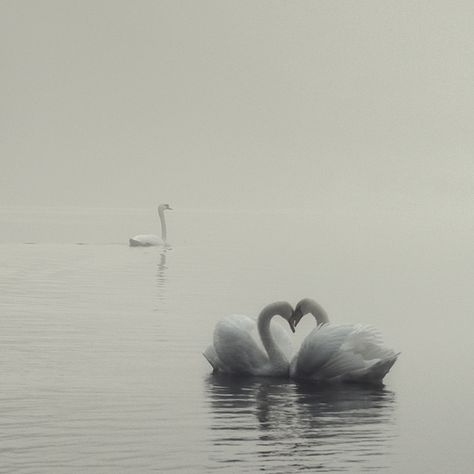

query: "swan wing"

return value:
[213, 314, 268, 374]
[291, 323, 398, 383]
[291, 324, 353, 378]
[341, 324, 397, 360]
[341, 354, 399, 384]
[316, 347, 372, 381]
[269, 319, 294, 362]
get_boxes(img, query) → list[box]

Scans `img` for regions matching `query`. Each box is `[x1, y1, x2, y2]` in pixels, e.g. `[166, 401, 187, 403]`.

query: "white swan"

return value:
[129, 203, 172, 247]
[203, 301, 295, 377]
[289, 298, 399, 384]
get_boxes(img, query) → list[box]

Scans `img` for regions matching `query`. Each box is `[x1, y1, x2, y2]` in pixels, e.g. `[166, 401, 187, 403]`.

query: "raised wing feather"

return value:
[341, 325, 397, 360]
[213, 314, 268, 374]
[291, 324, 353, 378]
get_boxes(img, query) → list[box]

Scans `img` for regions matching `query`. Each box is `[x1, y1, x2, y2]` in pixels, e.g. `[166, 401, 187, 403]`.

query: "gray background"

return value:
[2, 0, 472, 210]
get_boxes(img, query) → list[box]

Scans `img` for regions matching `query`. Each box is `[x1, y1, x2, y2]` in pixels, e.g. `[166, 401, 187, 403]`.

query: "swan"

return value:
[129, 203, 172, 247]
[289, 298, 399, 385]
[203, 301, 295, 377]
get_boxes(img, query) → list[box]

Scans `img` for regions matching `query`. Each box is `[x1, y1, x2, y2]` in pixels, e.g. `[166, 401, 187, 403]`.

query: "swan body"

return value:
[129, 234, 161, 247]
[290, 298, 398, 385]
[204, 302, 295, 377]
[129, 203, 172, 247]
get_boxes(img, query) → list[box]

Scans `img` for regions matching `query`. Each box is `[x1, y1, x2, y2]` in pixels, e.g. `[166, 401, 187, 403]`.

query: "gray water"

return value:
[0, 206, 472, 473]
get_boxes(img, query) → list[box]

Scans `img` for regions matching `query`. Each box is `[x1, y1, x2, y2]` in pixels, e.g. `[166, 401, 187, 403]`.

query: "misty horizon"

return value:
[1, 1, 472, 211]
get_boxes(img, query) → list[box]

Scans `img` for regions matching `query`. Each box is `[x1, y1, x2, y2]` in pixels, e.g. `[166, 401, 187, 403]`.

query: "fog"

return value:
[1, 1, 473, 212]
[1, 4, 473, 471]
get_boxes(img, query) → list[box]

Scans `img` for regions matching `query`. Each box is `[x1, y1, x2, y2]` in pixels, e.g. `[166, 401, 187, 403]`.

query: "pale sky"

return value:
[1, 0, 473, 210]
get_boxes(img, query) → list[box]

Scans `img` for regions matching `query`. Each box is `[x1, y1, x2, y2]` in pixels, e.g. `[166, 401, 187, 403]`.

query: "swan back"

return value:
[129, 234, 160, 246]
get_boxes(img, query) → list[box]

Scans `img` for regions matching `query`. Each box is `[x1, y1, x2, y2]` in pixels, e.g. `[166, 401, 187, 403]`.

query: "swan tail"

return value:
[202, 352, 218, 373]
[202, 345, 222, 373]
[344, 353, 399, 385]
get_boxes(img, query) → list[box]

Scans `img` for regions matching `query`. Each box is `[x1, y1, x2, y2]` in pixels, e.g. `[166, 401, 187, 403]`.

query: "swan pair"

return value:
[129, 203, 172, 247]
[204, 299, 398, 384]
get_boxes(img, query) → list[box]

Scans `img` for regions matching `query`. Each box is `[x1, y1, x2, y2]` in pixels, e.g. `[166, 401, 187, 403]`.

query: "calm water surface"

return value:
[0, 207, 472, 472]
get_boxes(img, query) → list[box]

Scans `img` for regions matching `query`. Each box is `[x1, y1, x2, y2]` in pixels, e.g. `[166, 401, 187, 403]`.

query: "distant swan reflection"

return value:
[205, 375, 396, 472]
[157, 250, 168, 279]
[155, 249, 169, 303]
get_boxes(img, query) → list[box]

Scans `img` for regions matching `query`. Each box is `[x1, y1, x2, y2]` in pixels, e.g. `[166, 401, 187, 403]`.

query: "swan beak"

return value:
[291, 307, 303, 328]
[289, 319, 296, 333]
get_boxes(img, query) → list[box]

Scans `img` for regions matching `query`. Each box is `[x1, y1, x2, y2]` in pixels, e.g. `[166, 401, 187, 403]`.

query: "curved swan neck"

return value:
[298, 298, 329, 325]
[158, 206, 167, 242]
[257, 302, 292, 367]
[308, 300, 329, 325]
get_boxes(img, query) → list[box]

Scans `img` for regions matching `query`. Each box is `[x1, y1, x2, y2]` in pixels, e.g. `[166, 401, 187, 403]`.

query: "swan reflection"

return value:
[205, 375, 396, 472]
[155, 249, 169, 303]
[157, 250, 168, 279]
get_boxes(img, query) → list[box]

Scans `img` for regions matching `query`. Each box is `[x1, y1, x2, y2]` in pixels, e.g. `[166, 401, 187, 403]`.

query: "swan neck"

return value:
[257, 305, 288, 368]
[309, 301, 329, 325]
[158, 207, 167, 242]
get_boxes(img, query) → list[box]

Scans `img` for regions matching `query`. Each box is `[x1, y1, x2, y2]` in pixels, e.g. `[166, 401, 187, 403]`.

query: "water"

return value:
[0, 206, 472, 473]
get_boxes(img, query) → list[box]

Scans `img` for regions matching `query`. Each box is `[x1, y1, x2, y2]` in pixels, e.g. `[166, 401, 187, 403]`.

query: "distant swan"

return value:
[290, 298, 398, 384]
[129, 203, 172, 247]
[203, 301, 295, 377]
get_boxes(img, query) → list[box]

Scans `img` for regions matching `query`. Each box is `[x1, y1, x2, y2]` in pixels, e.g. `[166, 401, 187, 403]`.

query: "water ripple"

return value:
[204, 375, 396, 472]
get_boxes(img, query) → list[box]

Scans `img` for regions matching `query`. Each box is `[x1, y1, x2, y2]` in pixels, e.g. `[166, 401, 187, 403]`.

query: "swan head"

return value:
[158, 203, 173, 211]
[290, 298, 330, 328]
[275, 301, 295, 332]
